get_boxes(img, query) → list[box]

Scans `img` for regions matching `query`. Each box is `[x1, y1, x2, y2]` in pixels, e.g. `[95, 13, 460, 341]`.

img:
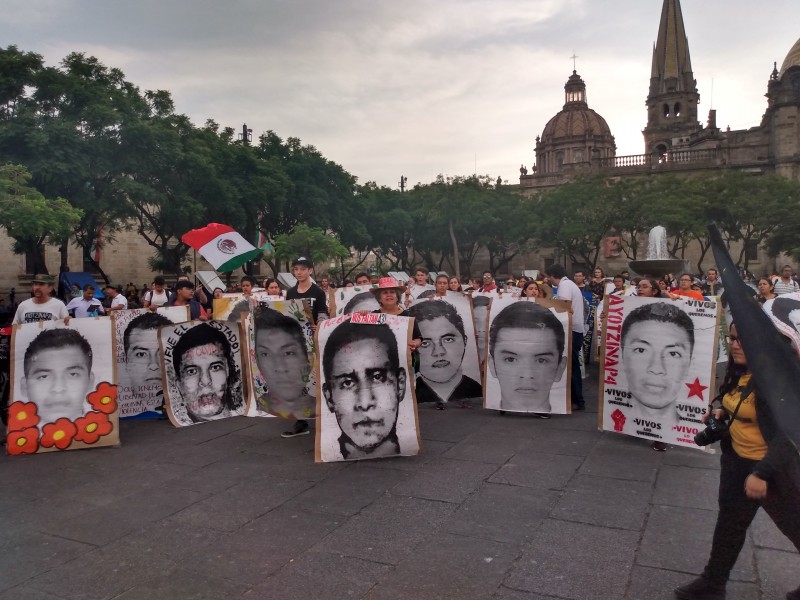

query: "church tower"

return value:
[643, 0, 701, 155]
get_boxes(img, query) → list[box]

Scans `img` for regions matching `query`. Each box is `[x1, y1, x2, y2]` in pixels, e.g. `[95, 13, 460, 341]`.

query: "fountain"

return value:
[628, 226, 689, 278]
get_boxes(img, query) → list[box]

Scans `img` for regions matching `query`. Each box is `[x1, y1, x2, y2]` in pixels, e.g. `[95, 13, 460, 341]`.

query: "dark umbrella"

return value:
[708, 223, 800, 451]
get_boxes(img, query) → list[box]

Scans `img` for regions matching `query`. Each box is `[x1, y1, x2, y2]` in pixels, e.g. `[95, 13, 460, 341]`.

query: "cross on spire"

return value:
[570, 51, 579, 72]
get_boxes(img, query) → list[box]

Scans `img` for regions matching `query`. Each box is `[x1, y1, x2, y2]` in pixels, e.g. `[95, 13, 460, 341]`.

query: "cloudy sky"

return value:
[3, 1, 798, 188]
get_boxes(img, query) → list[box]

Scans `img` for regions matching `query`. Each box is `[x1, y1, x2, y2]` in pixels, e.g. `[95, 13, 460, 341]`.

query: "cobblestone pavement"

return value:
[1, 368, 797, 599]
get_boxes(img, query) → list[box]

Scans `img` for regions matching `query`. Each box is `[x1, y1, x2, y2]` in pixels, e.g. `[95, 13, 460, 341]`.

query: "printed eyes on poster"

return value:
[158, 319, 248, 427]
[7, 317, 119, 455]
[482, 296, 573, 415]
[598, 295, 721, 449]
[314, 313, 422, 463]
[247, 299, 317, 420]
[112, 305, 190, 419]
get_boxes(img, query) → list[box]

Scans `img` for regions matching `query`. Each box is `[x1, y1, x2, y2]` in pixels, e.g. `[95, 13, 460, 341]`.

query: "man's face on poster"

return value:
[490, 326, 565, 407]
[324, 337, 406, 452]
[177, 342, 229, 421]
[255, 328, 308, 401]
[622, 321, 692, 410]
[126, 327, 162, 387]
[418, 316, 466, 384]
[23, 347, 94, 424]
[473, 305, 488, 363]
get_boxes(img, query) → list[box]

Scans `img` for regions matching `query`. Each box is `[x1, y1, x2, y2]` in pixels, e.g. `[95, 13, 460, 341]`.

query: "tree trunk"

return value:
[448, 220, 460, 280]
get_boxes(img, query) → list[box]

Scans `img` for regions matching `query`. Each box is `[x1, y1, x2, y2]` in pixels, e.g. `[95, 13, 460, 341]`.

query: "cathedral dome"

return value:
[535, 71, 616, 175]
[779, 37, 800, 79]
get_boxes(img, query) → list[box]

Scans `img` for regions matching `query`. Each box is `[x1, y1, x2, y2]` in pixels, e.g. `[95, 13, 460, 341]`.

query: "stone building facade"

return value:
[517, 0, 800, 276]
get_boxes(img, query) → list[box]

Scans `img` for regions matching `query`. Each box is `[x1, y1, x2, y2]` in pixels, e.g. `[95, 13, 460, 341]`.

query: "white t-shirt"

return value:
[13, 297, 69, 324]
[110, 295, 129, 310]
[555, 277, 586, 334]
[144, 289, 169, 307]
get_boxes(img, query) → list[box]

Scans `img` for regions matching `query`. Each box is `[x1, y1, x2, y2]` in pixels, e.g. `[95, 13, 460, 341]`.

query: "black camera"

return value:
[694, 414, 730, 446]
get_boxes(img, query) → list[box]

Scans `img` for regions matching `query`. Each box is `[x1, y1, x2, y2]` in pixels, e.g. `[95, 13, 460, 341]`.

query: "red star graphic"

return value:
[685, 377, 709, 401]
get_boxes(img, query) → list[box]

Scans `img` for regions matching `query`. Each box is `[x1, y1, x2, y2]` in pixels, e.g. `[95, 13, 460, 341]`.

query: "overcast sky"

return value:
[3, 1, 798, 188]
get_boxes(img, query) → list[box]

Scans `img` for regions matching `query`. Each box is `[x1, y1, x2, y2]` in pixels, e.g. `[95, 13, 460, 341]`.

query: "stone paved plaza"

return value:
[1, 368, 798, 599]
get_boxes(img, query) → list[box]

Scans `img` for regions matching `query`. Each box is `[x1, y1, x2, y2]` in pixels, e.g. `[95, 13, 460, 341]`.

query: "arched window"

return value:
[663, 103, 670, 118]
[674, 102, 682, 117]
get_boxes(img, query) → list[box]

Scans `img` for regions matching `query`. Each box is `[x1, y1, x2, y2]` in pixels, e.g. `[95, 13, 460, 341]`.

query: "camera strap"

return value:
[728, 379, 755, 422]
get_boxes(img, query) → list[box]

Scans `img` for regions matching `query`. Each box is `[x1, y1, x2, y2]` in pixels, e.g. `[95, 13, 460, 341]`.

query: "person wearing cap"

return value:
[104, 284, 129, 312]
[282, 256, 329, 438]
[66, 284, 106, 318]
[13, 274, 69, 325]
[369, 277, 422, 349]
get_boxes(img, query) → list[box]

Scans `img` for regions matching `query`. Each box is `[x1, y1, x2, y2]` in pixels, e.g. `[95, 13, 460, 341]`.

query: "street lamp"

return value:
[239, 123, 253, 143]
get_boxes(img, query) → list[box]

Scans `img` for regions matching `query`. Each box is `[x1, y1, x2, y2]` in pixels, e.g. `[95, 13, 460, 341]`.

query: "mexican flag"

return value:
[182, 223, 263, 272]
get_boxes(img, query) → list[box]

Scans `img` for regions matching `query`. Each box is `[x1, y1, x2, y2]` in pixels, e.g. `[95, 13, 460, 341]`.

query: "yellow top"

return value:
[722, 373, 766, 461]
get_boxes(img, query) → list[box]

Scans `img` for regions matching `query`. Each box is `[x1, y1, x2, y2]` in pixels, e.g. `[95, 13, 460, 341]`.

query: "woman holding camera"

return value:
[675, 324, 800, 600]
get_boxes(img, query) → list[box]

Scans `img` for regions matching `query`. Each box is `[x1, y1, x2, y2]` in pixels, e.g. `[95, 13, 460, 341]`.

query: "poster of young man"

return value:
[483, 296, 572, 415]
[408, 295, 481, 405]
[470, 293, 494, 366]
[247, 300, 316, 420]
[328, 286, 380, 317]
[763, 292, 800, 353]
[112, 306, 190, 418]
[7, 317, 119, 455]
[315, 313, 421, 463]
[158, 320, 247, 427]
[598, 295, 720, 448]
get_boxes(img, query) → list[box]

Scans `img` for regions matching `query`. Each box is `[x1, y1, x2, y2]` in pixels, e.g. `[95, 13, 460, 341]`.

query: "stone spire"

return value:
[649, 0, 696, 96]
[643, 0, 701, 154]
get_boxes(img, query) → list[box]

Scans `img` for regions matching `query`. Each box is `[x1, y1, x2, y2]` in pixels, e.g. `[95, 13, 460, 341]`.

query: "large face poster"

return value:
[470, 293, 494, 366]
[408, 295, 481, 404]
[7, 318, 119, 455]
[213, 294, 254, 322]
[763, 292, 800, 353]
[159, 320, 247, 427]
[315, 313, 421, 463]
[247, 300, 317, 420]
[599, 295, 720, 448]
[483, 296, 572, 415]
[328, 286, 379, 317]
[113, 306, 190, 418]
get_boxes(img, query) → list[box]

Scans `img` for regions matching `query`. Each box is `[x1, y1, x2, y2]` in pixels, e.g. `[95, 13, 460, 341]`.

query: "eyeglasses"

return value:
[726, 335, 741, 344]
[483, 275, 492, 279]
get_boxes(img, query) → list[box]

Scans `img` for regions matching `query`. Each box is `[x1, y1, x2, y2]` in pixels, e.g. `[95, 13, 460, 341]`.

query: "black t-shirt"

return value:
[287, 282, 328, 323]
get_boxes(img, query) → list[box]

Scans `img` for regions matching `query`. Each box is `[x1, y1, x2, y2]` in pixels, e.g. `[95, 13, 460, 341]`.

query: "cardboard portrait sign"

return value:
[470, 293, 493, 367]
[328, 286, 380, 317]
[7, 317, 119, 455]
[247, 300, 317, 419]
[159, 320, 247, 427]
[408, 295, 482, 405]
[483, 296, 572, 415]
[113, 306, 190, 418]
[315, 313, 421, 463]
[763, 292, 800, 356]
[598, 295, 720, 448]
[213, 293, 254, 323]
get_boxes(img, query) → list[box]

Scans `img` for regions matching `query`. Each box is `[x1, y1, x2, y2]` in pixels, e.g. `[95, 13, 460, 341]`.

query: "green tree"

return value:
[273, 224, 349, 271]
[0, 164, 82, 273]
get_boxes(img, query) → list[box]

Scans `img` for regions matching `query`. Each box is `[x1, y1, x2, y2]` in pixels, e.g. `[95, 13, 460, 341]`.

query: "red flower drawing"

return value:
[6, 427, 40, 455]
[87, 382, 118, 414]
[6, 401, 40, 431]
[40, 418, 77, 450]
[74, 412, 113, 445]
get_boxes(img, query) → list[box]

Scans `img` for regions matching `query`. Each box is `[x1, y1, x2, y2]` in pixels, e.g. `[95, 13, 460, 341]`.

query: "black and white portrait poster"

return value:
[483, 296, 572, 415]
[599, 295, 720, 448]
[407, 283, 435, 300]
[763, 292, 800, 355]
[159, 320, 247, 427]
[113, 306, 190, 418]
[213, 293, 255, 323]
[328, 286, 380, 317]
[247, 300, 317, 420]
[315, 313, 421, 463]
[408, 294, 482, 405]
[470, 292, 494, 366]
[7, 318, 119, 455]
